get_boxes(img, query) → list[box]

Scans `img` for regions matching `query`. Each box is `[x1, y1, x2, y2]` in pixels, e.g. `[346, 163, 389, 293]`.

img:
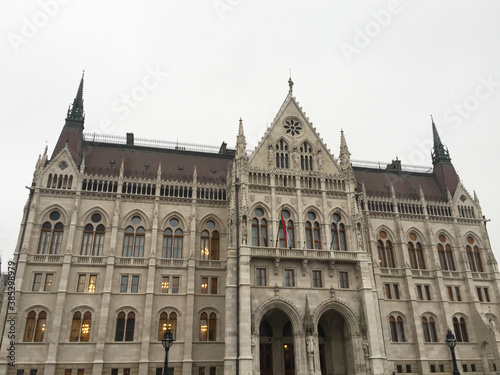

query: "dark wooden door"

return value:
[260, 343, 273, 375]
[284, 343, 295, 375]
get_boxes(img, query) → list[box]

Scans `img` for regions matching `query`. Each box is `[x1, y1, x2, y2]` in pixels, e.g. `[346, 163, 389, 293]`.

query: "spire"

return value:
[431, 116, 451, 165]
[66, 71, 85, 124]
[339, 129, 351, 168]
[236, 118, 247, 159]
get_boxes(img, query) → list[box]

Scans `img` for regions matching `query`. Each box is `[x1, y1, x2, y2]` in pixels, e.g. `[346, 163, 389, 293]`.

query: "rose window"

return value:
[283, 118, 302, 136]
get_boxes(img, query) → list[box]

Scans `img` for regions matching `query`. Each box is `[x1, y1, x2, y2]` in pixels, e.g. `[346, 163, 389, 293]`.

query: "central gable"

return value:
[249, 92, 341, 175]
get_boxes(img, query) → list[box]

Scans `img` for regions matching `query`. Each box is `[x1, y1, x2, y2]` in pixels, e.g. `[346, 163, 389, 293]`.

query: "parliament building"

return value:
[1, 76, 500, 375]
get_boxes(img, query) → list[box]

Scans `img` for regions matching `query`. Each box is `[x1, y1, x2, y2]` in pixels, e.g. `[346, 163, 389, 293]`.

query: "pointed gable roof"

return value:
[248, 88, 340, 174]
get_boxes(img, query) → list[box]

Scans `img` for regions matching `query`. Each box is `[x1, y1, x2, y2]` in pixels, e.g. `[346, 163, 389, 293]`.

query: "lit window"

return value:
[77, 274, 97, 293]
[200, 221, 220, 260]
[158, 311, 177, 340]
[70, 311, 92, 342]
[24, 311, 47, 342]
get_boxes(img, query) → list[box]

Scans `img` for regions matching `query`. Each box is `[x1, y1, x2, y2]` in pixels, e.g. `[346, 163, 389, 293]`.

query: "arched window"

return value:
[331, 213, 347, 250]
[437, 234, 455, 271]
[23, 311, 36, 342]
[300, 141, 313, 171]
[377, 231, 395, 268]
[407, 233, 425, 269]
[389, 315, 406, 342]
[453, 316, 469, 342]
[158, 311, 177, 340]
[251, 208, 268, 247]
[122, 215, 145, 257]
[200, 220, 220, 260]
[163, 218, 183, 258]
[305, 211, 321, 249]
[81, 213, 106, 256]
[70, 311, 92, 342]
[38, 210, 64, 254]
[279, 209, 295, 248]
[199, 311, 217, 341]
[466, 236, 483, 272]
[275, 139, 290, 169]
[422, 316, 437, 342]
[115, 311, 135, 342]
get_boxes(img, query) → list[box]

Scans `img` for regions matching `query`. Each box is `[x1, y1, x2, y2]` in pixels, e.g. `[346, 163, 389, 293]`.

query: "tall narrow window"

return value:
[70, 311, 92, 342]
[81, 213, 106, 256]
[437, 234, 455, 271]
[300, 141, 313, 171]
[163, 218, 183, 258]
[331, 214, 347, 250]
[284, 269, 295, 287]
[38, 211, 65, 254]
[389, 315, 406, 342]
[251, 208, 268, 247]
[279, 210, 295, 248]
[158, 312, 178, 341]
[275, 139, 290, 169]
[377, 232, 395, 268]
[256, 268, 267, 286]
[422, 317, 437, 343]
[200, 221, 220, 260]
[339, 271, 349, 288]
[312, 270, 322, 288]
[453, 317, 469, 342]
[115, 311, 135, 342]
[122, 216, 145, 257]
[23, 311, 36, 342]
[466, 236, 483, 272]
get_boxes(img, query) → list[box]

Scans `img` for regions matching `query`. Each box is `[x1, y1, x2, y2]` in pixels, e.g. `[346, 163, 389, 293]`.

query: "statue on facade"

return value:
[306, 335, 315, 372]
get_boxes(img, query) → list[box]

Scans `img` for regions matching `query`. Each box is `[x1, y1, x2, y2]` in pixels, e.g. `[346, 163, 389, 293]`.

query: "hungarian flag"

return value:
[279, 211, 292, 249]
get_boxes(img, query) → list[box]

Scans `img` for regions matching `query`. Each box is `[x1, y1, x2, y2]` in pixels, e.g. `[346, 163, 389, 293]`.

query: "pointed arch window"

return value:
[38, 210, 64, 254]
[331, 213, 347, 250]
[163, 218, 183, 258]
[251, 209, 268, 247]
[305, 211, 321, 249]
[407, 233, 425, 269]
[199, 311, 217, 341]
[115, 311, 135, 342]
[437, 234, 455, 271]
[422, 316, 437, 342]
[466, 236, 483, 272]
[81, 214, 105, 256]
[275, 139, 290, 169]
[300, 141, 313, 171]
[24, 311, 47, 342]
[122, 216, 145, 257]
[158, 311, 177, 340]
[389, 315, 406, 342]
[70, 311, 91, 342]
[377, 231, 395, 268]
[278, 210, 295, 248]
[453, 316, 468, 342]
[200, 220, 220, 260]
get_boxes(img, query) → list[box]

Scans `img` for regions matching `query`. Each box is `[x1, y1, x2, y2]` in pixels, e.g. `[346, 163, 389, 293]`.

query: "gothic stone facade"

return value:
[1, 78, 500, 375]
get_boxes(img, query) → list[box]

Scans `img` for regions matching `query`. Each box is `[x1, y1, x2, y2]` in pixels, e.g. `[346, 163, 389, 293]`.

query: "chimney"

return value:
[126, 132, 134, 146]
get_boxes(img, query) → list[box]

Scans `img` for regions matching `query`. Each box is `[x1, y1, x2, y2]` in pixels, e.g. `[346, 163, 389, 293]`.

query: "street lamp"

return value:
[445, 328, 460, 375]
[161, 329, 174, 375]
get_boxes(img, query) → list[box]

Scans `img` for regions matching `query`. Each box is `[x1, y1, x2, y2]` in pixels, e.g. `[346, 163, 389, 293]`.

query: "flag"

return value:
[279, 210, 292, 249]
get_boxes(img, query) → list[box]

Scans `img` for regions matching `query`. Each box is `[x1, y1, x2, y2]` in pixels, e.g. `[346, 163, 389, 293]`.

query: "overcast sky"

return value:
[1, 1, 500, 267]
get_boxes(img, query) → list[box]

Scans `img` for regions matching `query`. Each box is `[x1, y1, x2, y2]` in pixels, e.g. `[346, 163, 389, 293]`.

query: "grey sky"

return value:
[1, 0, 499, 265]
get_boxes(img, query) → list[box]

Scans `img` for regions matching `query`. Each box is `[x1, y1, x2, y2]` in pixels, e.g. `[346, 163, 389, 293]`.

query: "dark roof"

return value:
[353, 167, 447, 201]
[82, 141, 233, 184]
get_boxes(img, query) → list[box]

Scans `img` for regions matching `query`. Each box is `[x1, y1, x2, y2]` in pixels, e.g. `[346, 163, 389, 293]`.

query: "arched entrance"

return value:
[259, 308, 297, 375]
[317, 308, 357, 375]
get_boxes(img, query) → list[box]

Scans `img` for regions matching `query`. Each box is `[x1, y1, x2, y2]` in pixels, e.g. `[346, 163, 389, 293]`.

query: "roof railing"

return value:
[351, 159, 433, 173]
[83, 132, 230, 154]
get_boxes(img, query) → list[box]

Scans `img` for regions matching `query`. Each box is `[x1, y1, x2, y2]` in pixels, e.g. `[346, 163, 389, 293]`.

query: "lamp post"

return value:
[445, 328, 460, 375]
[161, 329, 174, 375]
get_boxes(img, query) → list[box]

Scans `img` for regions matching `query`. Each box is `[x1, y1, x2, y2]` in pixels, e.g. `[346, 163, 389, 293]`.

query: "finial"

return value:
[430, 114, 434, 124]
[288, 69, 294, 92]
